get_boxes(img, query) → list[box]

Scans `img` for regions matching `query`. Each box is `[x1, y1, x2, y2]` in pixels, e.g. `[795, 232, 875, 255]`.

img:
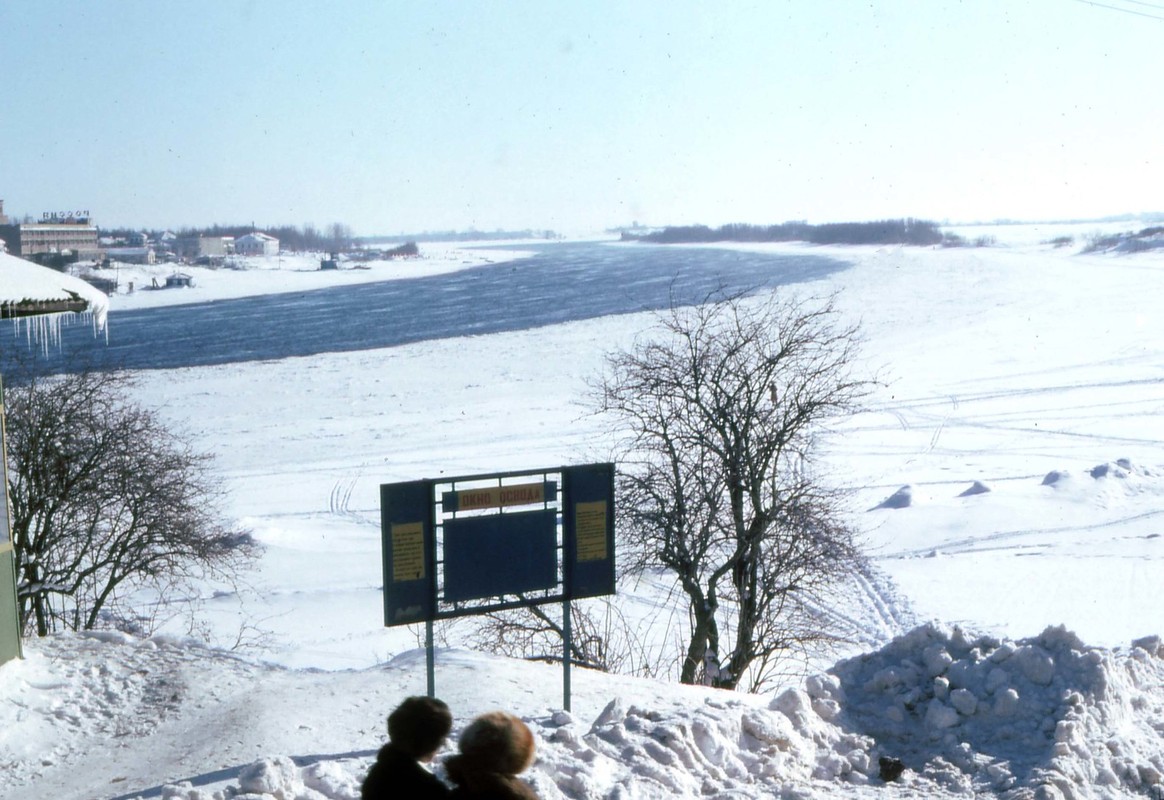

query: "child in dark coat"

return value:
[445, 711, 539, 800]
[361, 696, 454, 800]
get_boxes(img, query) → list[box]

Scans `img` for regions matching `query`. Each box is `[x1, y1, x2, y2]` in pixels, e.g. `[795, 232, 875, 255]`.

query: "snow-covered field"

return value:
[3, 224, 1164, 799]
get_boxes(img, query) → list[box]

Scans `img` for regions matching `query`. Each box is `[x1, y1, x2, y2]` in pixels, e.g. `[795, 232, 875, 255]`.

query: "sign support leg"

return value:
[562, 599, 572, 712]
[426, 618, 435, 698]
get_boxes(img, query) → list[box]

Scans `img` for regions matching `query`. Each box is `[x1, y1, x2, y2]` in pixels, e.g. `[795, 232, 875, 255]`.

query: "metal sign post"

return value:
[426, 619, 435, 699]
[562, 599, 572, 712]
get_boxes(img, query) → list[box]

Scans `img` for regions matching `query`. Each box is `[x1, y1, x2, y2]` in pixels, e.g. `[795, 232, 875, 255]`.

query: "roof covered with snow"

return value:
[0, 249, 108, 330]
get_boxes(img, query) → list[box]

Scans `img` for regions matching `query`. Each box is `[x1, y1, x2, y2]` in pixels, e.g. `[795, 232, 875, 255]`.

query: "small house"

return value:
[235, 232, 280, 256]
[104, 247, 155, 265]
[80, 275, 118, 295]
[165, 272, 193, 289]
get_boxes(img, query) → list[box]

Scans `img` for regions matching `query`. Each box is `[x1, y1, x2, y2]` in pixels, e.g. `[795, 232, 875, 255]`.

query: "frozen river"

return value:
[4, 242, 848, 374]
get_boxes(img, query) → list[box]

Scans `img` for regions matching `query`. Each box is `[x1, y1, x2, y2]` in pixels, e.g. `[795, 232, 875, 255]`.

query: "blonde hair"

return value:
[457, 711, 536, 775]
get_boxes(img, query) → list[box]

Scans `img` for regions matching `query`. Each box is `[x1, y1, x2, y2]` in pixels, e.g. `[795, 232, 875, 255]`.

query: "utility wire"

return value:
[1071, 0, 1164, 21]
[1116, 0, 1164, 11]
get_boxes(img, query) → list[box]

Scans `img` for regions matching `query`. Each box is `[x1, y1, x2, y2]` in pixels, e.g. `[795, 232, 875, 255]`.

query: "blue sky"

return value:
[1, 1, 1160, 235]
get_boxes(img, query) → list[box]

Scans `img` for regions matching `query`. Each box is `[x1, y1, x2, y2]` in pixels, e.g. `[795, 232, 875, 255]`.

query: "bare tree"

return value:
[596, 291, 872, 691]
[3, 368, 256, 637]
[327, 222, 353, 253]
[470, 599, 667, 679]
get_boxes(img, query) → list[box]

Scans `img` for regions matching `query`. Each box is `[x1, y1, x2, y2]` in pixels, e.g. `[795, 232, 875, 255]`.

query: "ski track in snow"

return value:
[883, 507, 1164, 560]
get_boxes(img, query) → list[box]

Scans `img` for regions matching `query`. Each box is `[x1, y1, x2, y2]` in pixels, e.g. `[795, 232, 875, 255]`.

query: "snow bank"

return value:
[874, 485, 913, 509]
[8, 624, 1162, 800]
[529, 623, 1164, 798]
[824, 623, 1164, 797]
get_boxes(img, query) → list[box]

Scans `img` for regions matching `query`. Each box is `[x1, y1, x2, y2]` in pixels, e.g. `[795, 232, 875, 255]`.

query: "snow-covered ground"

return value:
[3, 225, 1164, 799]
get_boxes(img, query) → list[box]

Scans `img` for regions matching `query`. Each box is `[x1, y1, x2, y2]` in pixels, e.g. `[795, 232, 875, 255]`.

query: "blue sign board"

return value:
[444, 509, 558, 602]
[380, 479, 436, 626]
[380, 464, 615, 627]
[563, 463, 616, 600]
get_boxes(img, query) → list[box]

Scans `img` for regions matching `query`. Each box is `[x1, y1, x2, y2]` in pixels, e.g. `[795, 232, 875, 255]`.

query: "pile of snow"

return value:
[1042, 459, 1160, 492]
[875, 485, 914, 509]
[958, 481, 991, 497]
[826, 624, 1164, 796]
[4, 624, 1163, 799]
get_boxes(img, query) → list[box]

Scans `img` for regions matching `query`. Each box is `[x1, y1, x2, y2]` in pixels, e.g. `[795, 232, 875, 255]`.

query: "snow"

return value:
[0, 249, 109, 334]
[5, 626, 1163, 798]
[3, 227, 1164, 799]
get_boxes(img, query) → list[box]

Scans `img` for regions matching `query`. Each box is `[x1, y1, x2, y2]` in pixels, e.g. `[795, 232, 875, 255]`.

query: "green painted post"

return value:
[0, 550, 20, 664]
[0, 373, 23, 665]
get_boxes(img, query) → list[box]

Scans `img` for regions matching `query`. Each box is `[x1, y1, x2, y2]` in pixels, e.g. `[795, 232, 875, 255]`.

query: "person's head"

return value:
[457, 711, 536, 776]
[387, 696, 453, 759]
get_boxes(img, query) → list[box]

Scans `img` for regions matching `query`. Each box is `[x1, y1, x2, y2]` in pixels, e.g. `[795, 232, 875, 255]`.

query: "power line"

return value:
[1071, 0, 1164, 21]
[1117, 0, 1164, 11]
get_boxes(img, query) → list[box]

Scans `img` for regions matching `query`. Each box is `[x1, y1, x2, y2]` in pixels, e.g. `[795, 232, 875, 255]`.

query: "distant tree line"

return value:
[625, 219, 945, 246]
[1082, 226, 1164, 254]
[357, 229, 559, 245]
[348, 241, 419, 261]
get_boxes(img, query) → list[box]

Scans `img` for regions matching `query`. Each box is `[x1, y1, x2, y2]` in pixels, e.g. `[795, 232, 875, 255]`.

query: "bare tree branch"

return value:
[4, 367, 257, 637]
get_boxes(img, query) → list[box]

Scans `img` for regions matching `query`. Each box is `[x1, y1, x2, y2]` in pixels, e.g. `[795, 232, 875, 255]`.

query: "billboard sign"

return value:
[380, 463, 615, 627]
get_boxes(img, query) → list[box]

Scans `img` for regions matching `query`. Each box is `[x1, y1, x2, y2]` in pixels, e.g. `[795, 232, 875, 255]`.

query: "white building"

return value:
[235, 232, 279, 256]
[105, 247, 155, 265]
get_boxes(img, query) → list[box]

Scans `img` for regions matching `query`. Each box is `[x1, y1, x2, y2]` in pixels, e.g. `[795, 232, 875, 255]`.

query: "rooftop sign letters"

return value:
[40, 211, 91, 224]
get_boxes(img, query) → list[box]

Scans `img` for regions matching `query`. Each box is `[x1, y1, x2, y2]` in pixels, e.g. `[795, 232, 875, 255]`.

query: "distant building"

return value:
[235, 231, 279, 256]
[154, 231, 177, 256]
[0, 216, 101, 262]
[0, 199, 9, 225]
[165, 272, 193, 288]
[105, 247, 155, 265]
[80, 274, 118, 295]
[173, 235, 233, 260]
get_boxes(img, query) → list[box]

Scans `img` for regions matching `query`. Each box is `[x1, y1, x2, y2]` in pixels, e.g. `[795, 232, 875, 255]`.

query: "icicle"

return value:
[8, 308, 101, 354]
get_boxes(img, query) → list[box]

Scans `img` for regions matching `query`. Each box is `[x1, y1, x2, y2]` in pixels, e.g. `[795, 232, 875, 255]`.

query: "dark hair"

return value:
[388, 696, 452, 757]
